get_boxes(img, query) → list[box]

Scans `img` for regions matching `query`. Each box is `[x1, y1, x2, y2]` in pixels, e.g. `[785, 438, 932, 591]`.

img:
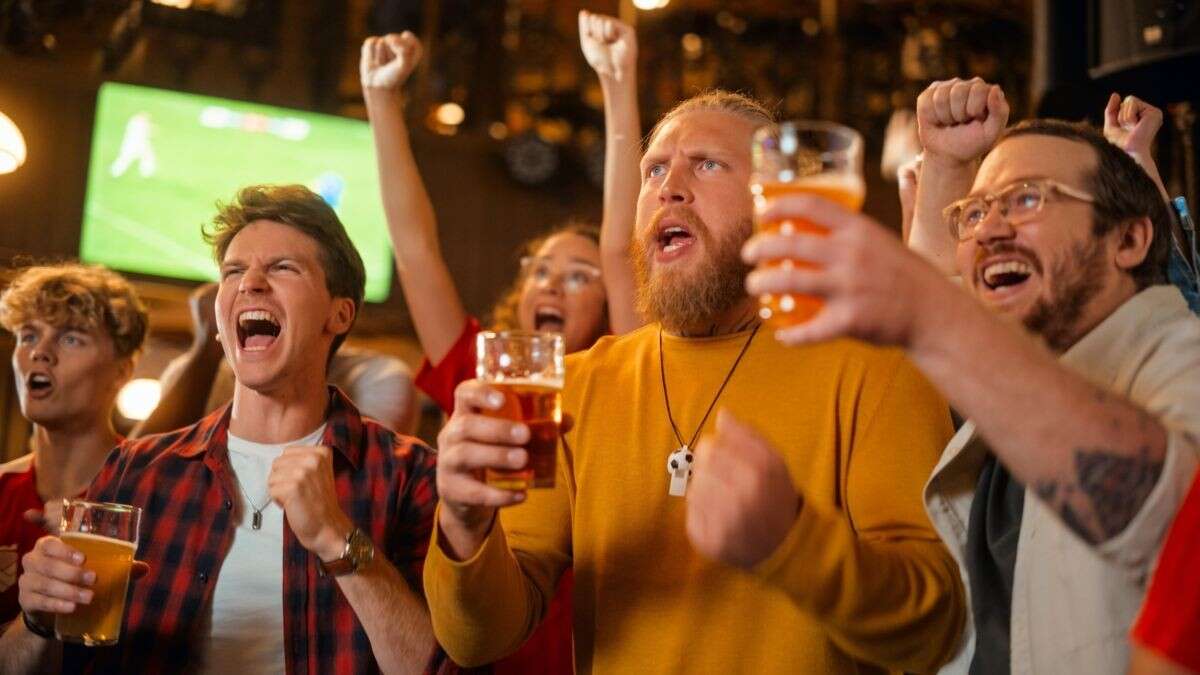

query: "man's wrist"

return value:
[906, 269, 964, 360]
[314, 521, 355, 562]
[363, 87, 406, 110]
[920, 151, 979, 174]
[436, 505, 495, 562]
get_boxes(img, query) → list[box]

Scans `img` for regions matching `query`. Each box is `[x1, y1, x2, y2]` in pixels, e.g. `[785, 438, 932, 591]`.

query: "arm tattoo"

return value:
[1035, 445, 1165, 545]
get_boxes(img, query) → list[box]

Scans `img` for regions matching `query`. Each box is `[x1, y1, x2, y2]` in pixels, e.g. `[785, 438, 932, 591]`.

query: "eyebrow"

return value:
[966, 175, 1053, 199]
[529, 255, 600, 269]
[221, 255, 306, 269]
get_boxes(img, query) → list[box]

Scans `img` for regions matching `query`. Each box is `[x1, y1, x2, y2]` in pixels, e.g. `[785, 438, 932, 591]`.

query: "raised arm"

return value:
[910, 78, 1008, 273]
[131, 283, 223, 437]
[1104, 93, 1171, 204]
[362, 33, 468, 364]
[579, 11, 643, 334]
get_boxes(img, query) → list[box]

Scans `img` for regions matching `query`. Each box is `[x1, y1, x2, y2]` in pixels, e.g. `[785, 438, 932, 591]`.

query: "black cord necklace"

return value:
[659, 323, 761, 496]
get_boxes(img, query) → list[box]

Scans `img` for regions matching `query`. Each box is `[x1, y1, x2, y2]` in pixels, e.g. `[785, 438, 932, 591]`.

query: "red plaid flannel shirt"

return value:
[62, 386, 440, 674]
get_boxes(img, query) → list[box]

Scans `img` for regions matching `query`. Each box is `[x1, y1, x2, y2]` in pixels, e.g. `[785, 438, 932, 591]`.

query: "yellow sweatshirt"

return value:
[425, 324, 965, 674]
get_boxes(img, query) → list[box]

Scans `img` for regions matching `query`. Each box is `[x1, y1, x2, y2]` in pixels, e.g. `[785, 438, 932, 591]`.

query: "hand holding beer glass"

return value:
[54, 500, 141, 646]
[750, 121, 865, 326]
[476, 331, 564, 490]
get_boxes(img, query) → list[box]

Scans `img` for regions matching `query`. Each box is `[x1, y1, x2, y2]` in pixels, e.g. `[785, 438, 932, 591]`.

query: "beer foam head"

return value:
[60, 531, 138, 550]
[792, 172, 866, 199]
[479, 374, 564, 390]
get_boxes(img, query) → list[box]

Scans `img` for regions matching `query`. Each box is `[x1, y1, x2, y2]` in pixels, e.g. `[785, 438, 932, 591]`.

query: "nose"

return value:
[30, 338, 55, 365]
[658, 164, 693, 206]
[973, 202, 1016, 244]
[532, 271, 565, 296]
[238, 264, 270, 294]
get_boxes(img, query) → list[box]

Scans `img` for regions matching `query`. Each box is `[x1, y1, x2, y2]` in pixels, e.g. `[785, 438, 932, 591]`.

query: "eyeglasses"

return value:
[943, 179, 1096, 241]
[519, 256, 602, 294]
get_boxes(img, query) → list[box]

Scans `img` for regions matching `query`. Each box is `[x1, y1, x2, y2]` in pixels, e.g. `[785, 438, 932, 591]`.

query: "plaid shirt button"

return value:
[198, 571, 208, 583]
[224, 499, 233, 510]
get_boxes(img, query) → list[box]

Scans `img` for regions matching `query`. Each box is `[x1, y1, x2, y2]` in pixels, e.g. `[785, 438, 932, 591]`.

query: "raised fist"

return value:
[579, 11, 637, 83]
[1103, 93, 1163, 160]
[360, 32, 423, 92]
[916, 77, 1009, 166]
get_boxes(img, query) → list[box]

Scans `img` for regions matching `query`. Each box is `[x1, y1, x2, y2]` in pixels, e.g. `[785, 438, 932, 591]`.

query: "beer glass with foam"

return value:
[750, 121, 865, 326]
[55, 499, 141, 646]
[476, 330, 564, 489]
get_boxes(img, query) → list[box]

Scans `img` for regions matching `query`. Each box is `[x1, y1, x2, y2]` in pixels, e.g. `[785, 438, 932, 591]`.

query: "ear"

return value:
[115, 356, 135, 385]
[325, 297, 356, 336]
[1112, 216, 1154, 274]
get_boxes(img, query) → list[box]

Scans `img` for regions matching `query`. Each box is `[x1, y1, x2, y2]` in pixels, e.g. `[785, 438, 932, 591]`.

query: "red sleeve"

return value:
[1132, 470, 1200, 672]
[414, 317, 481, 416]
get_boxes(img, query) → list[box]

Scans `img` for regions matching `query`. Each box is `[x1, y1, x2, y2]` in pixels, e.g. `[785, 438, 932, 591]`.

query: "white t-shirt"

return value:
[197, 424, 326, 675]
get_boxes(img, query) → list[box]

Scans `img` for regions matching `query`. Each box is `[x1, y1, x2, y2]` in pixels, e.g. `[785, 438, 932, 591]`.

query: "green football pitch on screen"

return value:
[80, 82, 394, 302]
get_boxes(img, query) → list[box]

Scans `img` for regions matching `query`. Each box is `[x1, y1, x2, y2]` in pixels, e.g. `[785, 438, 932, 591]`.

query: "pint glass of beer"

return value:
[750, 120, 865, 326]
[55, 500, 141, 646]
[476, 330, 564, 489]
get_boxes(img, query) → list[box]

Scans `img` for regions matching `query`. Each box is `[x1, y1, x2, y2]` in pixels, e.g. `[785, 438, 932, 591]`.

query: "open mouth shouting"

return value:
[534, 305, 565, 333]
[977, 255, 1038, 303]
[236, 309, 282, 353]
[26, 371, 54, 399]
[654, 219, 697, 263]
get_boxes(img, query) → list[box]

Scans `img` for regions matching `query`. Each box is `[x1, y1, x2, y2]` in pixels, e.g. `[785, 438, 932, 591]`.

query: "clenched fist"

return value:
[686, 411, 801, 570]
[360, 32, 423, 92]
[578, 11, 637, 83]
[917, 77, 1009, 167]
[268, 445, 354, 562]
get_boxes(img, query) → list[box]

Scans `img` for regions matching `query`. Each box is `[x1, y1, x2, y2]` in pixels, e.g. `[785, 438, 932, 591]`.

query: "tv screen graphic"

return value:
[80, 82, 394, 302]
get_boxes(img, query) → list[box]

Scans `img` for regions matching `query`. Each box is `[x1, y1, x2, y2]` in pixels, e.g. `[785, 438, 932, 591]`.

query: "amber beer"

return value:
[476, 331, 565, 490]
[751, 120, 865, 327]
[55, 500, 140, 647]
[483, 379, 563, 489]
[752, 174, 866, 326]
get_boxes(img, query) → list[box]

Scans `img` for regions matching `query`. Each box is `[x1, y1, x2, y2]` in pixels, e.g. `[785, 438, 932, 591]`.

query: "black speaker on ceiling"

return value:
[1033, 0, 1200, 118]
[1086, 0, 1200, 107]
[1089, 0, 1200, 79]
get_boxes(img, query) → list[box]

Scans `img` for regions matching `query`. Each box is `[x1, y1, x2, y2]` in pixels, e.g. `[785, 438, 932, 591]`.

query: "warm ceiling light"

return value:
[435, 102, 465, 127]
[0, 111, 27, 174]
[633, 0, 670, 10]
[117, 378, 162, 421]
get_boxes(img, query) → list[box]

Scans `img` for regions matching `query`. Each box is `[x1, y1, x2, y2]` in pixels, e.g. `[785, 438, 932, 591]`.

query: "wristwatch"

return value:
[318, 528, 375, 577]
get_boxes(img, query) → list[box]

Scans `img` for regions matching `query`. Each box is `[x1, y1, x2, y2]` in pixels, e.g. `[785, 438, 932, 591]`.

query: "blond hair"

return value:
[0, 263, 148, 358]
[645, 89, 775, 150]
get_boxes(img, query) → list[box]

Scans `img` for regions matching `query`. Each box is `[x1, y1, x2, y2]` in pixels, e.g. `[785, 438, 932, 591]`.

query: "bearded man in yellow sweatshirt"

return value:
[424, 91, 966, 674]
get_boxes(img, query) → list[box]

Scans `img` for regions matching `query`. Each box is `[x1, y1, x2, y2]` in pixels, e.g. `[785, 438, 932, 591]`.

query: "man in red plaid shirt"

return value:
[5, 185, 440, 674]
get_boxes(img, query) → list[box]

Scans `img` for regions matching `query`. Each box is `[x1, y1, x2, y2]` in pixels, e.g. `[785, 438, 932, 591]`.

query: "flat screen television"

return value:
[79, 82, 393, 302]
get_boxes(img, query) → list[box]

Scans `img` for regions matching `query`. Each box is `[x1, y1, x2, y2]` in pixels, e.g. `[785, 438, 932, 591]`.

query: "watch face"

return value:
[348, 530, 375, 566]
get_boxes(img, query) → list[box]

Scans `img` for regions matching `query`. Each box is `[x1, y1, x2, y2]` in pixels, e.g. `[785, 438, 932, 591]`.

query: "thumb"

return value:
[131, 561, 150, 580]
[1104, 92, 1121, 128]
[984, 85, 1009, 134]
[714, 409, 765, 450]
[22, 508, 48, 531]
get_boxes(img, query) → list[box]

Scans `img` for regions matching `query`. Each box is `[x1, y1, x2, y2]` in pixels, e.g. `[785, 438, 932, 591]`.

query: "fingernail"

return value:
[510, 424, 527, 441]
[79, 590, 93, 604]
[73, 552, 84, 564]
[508, 449, 528, 467]
[83, 571, 96, 585]
[488, 393, 503, 408]
[512, 492, 526, 503]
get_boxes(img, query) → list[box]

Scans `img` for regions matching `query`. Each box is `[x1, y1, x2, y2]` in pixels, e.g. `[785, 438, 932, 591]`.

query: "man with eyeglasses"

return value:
[741, 76, 1200, 674]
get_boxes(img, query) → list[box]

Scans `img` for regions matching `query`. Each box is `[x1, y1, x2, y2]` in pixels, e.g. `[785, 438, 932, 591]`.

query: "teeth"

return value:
[663, 241, 685, 253]
[983, 260, 1033, 285]
[238, 310, 279, 326]
[30, 374, 50, 385]
[536, 306, 563, 319]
